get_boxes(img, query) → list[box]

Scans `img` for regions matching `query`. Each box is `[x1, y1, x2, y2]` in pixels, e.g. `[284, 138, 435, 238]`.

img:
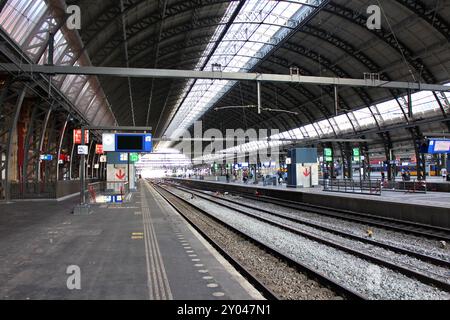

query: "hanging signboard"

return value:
[77, 145, 89, 155]
[40, 155, 53, 161]
[428, 139, 450, 154]
[353, 148, 361, 162]
[102, 133, 152, 152]
[73, 129, 89, 144]
[95, 144, 104, 155]
[324, 148, 333, 162]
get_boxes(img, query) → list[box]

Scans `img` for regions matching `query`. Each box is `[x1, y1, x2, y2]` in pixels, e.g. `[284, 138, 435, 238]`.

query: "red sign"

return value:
[59, 154, 70, 162]
[95, 144, 104, 155]
[303, 168, 311, 177]
[73, 129, 89, 144]
[116, 169, 126, 180]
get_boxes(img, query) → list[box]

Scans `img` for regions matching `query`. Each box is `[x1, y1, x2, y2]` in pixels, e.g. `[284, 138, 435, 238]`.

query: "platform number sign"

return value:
[324, 148, 333, 162]
[353, 148, 361, 162]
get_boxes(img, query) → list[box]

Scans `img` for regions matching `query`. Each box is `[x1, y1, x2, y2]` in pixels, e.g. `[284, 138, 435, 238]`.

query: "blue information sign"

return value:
[40, 155, 53, 161]
[428, 139, 450, 154]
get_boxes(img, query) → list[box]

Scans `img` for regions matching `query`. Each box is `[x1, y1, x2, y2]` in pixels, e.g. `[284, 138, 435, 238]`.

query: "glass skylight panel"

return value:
[376, 99, 403, 122]
[411, 91, 440, 115]
[303, 124, 318, 138]
[292, 128, 303, 139]
[317, 120, 334, 136]
[352, 109, 376, 128]
[0, 0, 47, 45]
[333, 114, 353, 133]
[160, 0, 311, 147]
[60, 74, 78, 94]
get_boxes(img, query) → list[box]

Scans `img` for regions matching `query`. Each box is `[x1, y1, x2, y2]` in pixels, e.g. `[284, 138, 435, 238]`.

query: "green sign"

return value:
[353, 148, 360, 162]
[324, 148, 333, 162]
[130, 153, 140, 163]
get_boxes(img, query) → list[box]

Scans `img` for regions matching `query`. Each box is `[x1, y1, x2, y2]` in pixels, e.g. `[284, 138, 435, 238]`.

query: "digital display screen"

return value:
[116, 135, 143, 151]
[428, 139, 450, 154]
[434, 140, 450, 152]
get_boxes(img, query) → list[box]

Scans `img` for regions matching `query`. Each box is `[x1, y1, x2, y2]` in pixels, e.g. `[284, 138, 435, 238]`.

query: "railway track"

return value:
[151, 181, 366, 300]
[177, 180, 450, 242]
[165, 182, 450, 293]
[172, 184, 450, 268]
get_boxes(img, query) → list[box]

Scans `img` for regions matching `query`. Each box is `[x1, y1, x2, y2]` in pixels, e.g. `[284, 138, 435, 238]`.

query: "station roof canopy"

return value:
[1, 0, 449, 151]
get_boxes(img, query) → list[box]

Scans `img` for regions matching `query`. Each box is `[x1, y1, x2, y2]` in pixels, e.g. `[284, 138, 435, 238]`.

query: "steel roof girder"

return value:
[3, 64, 448, 92]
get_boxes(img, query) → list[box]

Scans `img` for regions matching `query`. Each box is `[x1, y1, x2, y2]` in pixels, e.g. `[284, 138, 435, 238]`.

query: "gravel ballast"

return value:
[171, 187, 450, 300]
[156, 186, 340, 300]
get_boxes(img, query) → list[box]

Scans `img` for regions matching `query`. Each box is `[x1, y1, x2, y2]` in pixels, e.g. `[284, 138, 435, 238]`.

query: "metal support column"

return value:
[407, 89, 413, 118]
[257, 81, 262, 115]
[4, 88, 27, 202]
[69, 142, 75, 180]
[56, 115, 70, 181]
[38, 107, 53, 185]
[80, 128, 86, 204]
[362, 142, 371, 180]
[47, 32, 55, 66]
[410, 127, 426, 181]
[334, 85, 339, 116]
[345, 143, 353, 180]
[73, 127, 90, 214]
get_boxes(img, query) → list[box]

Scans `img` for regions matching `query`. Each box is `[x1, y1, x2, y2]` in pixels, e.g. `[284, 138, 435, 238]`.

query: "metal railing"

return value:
[382, 180, 427, 194]
[10, 182, 57, 199]
[322, 179, 382, 195]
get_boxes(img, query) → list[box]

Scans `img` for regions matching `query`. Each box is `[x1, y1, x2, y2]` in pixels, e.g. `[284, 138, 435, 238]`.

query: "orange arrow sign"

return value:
[116, 169, 126, 180]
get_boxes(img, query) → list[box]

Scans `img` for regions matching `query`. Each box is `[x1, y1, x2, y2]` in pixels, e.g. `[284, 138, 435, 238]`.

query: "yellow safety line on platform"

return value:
[140, 181, 173, 300]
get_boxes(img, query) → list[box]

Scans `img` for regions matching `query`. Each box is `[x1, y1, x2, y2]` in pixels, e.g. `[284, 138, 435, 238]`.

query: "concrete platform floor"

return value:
[0, 180, 262, 300]
[184, 179, 450, 209]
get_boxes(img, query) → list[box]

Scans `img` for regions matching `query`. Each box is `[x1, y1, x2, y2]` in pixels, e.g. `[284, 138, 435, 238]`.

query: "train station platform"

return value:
[172, 178, 450, 229]
[0, 181, 262, 300]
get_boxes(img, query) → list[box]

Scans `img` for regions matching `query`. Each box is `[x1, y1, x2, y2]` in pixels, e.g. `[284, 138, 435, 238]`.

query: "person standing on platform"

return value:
[442, 168, 448, 181]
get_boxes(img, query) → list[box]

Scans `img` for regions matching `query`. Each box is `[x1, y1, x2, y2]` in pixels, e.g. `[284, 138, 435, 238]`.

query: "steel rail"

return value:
[172, 183, 450, 268]
[242, 193, 450, 242]
[169, 183, 450, 292]
[176, 180, 450, 241]
[150, 182, 280, 301]
[152, 182, 366, 300]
